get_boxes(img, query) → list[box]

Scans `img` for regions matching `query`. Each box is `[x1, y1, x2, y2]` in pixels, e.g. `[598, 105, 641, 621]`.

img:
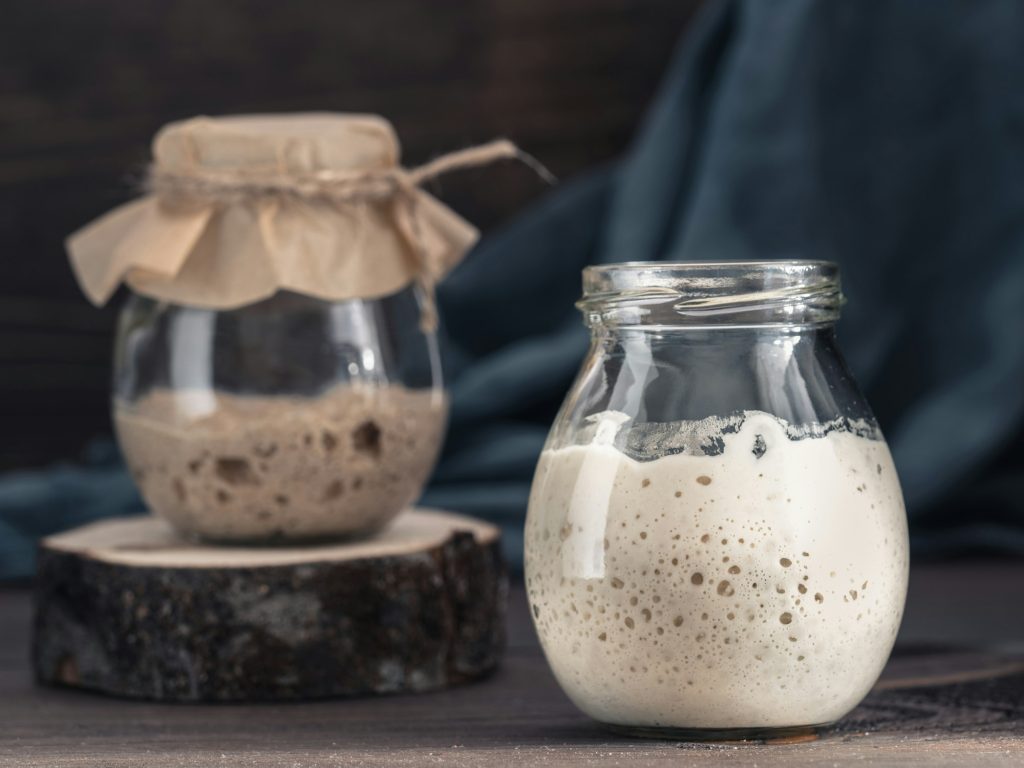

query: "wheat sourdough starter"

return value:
[525, 410, 908, 730]
[115, 385, 447, 541]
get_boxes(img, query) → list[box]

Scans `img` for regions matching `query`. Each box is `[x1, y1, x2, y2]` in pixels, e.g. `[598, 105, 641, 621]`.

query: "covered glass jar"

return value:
[67, 114, 515, 542]
[525, 261, 909, 739]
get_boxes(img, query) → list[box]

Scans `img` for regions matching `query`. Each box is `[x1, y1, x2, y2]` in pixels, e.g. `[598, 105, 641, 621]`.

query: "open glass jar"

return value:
[113, 286, 446, 542]
[525, 261, 909, 739]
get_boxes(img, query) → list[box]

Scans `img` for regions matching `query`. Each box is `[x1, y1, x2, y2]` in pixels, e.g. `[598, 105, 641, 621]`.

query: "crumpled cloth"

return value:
[424, 0, 1024, 563]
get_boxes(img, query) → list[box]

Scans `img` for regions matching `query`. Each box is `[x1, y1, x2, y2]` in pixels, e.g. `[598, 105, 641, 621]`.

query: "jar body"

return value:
[525, 263, 908, 737]
[113, 287, 447, 542]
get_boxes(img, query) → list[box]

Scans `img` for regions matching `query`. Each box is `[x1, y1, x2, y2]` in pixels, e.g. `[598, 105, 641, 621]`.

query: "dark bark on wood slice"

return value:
[33, 509, 506, 702]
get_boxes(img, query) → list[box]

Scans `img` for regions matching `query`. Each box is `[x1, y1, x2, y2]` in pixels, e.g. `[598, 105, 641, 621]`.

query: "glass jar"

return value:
[113, 285, 447, 543]
[525, 261, 908, 740]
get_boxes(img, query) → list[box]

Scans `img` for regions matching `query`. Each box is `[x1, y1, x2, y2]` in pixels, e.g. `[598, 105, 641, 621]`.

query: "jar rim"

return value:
[579, 260, 844, 328]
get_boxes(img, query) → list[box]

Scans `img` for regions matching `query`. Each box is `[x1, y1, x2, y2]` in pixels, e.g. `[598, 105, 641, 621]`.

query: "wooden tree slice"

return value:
[33, 509, 506, 702]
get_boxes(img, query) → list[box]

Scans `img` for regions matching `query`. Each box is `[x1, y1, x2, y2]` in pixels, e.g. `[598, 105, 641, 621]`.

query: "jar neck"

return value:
[578, 261, 843, 331]
[589, 323, 837, 345]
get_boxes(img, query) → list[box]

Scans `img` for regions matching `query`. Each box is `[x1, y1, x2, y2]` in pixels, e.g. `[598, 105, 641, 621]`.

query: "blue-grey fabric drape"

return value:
[3, 0, 1023, 578]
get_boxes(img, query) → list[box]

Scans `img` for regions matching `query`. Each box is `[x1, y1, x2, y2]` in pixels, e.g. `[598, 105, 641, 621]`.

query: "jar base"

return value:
[600, 721, 831, 743]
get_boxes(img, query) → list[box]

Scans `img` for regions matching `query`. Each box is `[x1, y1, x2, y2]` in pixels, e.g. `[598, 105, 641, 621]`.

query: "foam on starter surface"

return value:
[525, 410, 908, 730]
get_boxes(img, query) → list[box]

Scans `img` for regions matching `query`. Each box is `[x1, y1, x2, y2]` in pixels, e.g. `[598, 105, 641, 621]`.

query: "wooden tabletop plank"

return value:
[1, 561, 1023, 767]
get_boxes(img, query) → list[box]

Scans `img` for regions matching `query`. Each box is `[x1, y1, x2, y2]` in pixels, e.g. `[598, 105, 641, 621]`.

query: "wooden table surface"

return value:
[1, 560, 1023, 767]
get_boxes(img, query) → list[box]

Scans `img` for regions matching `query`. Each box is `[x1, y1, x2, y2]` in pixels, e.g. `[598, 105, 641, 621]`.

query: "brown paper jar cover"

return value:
[65, 113, 481, 310]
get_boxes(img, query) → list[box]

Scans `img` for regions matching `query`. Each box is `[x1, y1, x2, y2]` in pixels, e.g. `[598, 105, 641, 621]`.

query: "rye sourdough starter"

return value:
[525, 410, 908, 730]
[115, 385, 447, 541]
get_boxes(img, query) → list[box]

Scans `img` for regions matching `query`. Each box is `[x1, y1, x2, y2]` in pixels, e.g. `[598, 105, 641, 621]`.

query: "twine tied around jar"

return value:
[145, 139, 554, 330]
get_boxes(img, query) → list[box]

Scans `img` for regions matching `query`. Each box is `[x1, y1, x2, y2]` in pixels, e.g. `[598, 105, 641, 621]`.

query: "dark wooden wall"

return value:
[0, 0, 704, 470]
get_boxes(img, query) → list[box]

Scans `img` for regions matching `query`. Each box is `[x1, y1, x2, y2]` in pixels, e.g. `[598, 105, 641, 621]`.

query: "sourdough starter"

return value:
[525, 410, 908, 730]
[115, 385, 447, 541]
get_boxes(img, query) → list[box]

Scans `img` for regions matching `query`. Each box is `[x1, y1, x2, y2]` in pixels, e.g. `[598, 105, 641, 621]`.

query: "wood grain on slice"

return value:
[41, 509, 499, 566]
[33, 509, 506, 702]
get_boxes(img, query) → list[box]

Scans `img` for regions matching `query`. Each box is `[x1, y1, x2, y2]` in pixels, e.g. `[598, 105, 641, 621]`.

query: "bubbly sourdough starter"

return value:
[525, 411, 908, 730]
[115, 385, 447, 541]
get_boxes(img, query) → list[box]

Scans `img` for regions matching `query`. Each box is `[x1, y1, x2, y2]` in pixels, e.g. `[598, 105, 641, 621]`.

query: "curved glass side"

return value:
[112, 287, 447, 543]
[548, 327, 877, 459]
